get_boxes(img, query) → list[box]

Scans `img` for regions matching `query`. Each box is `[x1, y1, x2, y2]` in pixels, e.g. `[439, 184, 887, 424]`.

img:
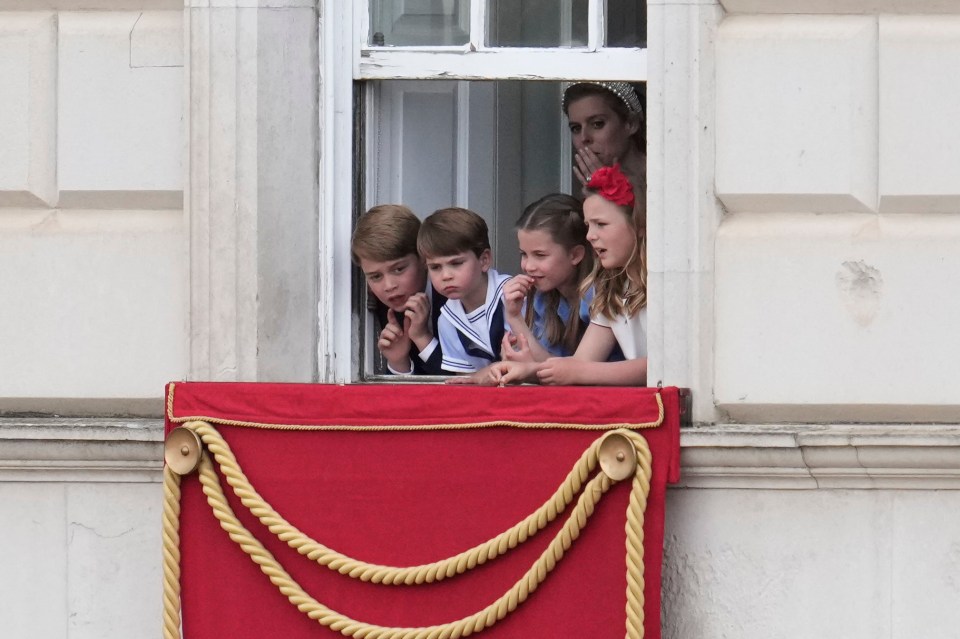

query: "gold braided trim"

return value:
[164, 382, 665, 432]
[199, 457, 613, 638]
[161, 426, 654, 639]
[191, 420, 602, 584]
[161, 465, 182, 639]
[623, 430, 654, 639]
[166, 382, 175, 419]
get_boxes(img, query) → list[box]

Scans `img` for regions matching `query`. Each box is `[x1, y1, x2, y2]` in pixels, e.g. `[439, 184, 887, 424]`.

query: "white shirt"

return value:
[591, 306, 647, 360]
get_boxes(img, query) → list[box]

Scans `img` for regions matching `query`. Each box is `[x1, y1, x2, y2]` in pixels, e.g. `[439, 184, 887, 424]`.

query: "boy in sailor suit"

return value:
[417, 207, 512, 375]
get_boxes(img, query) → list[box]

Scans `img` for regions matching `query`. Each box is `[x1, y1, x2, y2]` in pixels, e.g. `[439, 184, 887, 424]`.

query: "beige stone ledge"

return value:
[720, 0, 960, 13]
[0, 1, 179, 7]
[4, 419, 960, 490]
[679, 423, 960, 490]
[0, 418, 163, 483]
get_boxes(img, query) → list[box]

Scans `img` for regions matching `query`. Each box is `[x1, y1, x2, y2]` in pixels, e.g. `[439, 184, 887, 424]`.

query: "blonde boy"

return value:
[417, 207, 511, 374]
[351, 205, 444, 375]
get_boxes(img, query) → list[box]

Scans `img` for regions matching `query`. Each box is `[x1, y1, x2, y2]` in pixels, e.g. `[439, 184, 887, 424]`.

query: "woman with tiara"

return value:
[562, 81, 646, 188]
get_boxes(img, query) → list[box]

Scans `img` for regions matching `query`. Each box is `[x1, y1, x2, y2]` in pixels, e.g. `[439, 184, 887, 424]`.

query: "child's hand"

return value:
[574, 147, 609, 187]
[503, 275, 534, 319]
[378, 309, 413, 372]
[536, 357, 581, 386]
[444, 366, 499, 386]
[501, 332, 535, 363]
[491, 360, 538, 386]
[403, 293, 433, 348]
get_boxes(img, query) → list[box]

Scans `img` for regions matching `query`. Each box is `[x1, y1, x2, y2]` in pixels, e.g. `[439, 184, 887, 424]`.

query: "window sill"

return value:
[0, 418, 164, 483]
[678, 423, 960, 490]
[4, 419, 960, 490]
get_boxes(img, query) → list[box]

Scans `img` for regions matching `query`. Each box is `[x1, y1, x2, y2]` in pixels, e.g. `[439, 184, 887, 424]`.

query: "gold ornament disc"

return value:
[598, 432, 636, 481]
[164, 427, 203, 475]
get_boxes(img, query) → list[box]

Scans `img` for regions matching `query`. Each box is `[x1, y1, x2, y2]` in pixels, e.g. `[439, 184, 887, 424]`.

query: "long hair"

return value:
[580, 167, 647, 321]
[516, 194, 592, 354]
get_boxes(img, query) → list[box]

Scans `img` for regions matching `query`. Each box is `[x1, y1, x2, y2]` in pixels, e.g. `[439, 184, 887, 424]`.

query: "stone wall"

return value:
[0, 5, 186, 415]
[3, 1, 960, 637]
[713, 10, 960, 423]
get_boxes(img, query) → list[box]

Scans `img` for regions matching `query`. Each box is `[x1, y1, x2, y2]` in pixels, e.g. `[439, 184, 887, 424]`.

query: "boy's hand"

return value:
[378, 309, 413, 372]
[501, 332, 535, 363]
[536, 356, 581, 386]
[503, 275, 534, 319]
[403, 293, 433, 348]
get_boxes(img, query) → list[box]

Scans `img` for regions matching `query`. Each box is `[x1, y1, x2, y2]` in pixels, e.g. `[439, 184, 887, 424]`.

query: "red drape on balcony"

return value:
[165, 383, 681, 639]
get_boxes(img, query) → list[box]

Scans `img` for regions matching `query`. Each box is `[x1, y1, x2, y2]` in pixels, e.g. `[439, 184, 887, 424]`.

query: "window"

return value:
[334, 0, 647, 379]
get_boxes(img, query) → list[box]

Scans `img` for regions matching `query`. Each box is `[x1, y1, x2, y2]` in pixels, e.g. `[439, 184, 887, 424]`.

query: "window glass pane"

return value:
[369, 0, 470, 46]
[360, 80, 570, 375]
[364, 80, 568, 273]
[607, 0, 647, 48]
[358, 78, 647, 376]
[487, 0, 587, 48]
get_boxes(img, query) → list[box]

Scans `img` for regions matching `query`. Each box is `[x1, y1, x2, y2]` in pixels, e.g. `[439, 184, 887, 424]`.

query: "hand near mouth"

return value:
[574, 147, 615, 187]
[378, 309, 413, 373]
[403, 293, 433, 350]
[503, 275, 534, 320]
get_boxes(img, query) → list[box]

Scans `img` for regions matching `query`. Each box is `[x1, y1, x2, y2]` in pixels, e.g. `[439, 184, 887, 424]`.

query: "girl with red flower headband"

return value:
[490, 164, 647, 386]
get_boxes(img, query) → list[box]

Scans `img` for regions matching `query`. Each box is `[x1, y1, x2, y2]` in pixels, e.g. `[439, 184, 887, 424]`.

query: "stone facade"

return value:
[2, 0, 960, 637]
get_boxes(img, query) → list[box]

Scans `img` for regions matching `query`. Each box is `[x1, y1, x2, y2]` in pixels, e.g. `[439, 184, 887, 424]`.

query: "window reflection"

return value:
[369, 0, 470, 47]
[607, 0, 646, 48]
[488, 0, 588, 48]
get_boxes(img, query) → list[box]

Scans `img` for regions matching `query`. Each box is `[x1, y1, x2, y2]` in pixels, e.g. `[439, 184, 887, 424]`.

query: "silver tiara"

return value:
[562, 81, 643, 116]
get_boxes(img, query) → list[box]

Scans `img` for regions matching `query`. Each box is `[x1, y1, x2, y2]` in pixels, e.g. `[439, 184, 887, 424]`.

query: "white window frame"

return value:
[354, 1, 646, 81]
[320, 0, 646, 382]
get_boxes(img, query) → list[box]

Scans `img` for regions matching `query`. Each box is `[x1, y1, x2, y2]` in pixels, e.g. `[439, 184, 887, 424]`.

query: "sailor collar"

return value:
[440, 269, 508, 357]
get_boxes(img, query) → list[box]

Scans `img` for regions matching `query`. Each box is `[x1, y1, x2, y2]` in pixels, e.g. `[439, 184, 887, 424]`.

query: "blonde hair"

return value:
[417, 207, 490, 259]
[517, 194, 592, 354]
[580, 168, 647, 321]
[351, 204, 420, 264]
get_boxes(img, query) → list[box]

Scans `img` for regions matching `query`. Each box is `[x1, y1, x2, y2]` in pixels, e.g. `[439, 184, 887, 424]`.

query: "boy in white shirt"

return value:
[416, 207, 511, 374]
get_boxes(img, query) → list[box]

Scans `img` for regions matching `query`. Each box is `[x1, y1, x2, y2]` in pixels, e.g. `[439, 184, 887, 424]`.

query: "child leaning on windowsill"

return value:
[490, 164, 647, 386]
[351, 204, 446, 375]
[416, 207, 511, 375]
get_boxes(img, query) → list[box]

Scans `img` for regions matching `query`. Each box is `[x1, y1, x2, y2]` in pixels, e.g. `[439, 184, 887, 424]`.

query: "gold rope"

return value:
[190, 420, 602, 584]
[198, 453, 612, 638]
[161, 465, 182, 639]
[624, 430, 654, 639]
[161, 425, 653, 639]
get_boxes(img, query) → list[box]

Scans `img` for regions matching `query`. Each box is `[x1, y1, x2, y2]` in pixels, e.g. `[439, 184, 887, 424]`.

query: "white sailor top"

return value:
[438, 269, 512, 374]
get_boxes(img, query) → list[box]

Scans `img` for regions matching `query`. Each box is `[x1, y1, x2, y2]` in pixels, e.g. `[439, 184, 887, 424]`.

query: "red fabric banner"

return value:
[166, 383, 681, 639]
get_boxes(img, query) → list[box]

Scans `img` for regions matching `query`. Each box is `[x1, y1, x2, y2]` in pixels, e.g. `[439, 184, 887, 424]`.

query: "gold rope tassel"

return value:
[624, 431, 653, 639]
[161, 425, 653, 639]
[190, 420, 602, 585]
[161, 465, 183, 639]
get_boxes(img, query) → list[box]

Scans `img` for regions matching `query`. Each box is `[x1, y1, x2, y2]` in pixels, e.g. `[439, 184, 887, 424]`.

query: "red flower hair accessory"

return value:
[586, 164, 635, 208]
